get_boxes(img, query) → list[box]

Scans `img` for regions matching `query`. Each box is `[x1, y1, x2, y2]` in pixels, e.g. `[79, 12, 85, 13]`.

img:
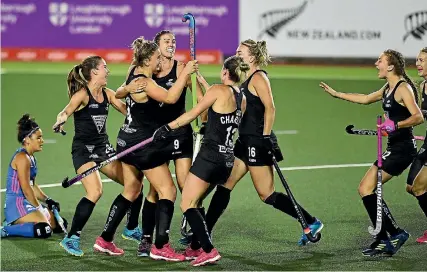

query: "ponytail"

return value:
[67, 65, 87, 98]
[402, 72, 419, 104]
[66, 56, 102, 99]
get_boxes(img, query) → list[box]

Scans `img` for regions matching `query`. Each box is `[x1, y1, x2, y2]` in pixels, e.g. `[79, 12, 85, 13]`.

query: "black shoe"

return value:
[390, 229, 410, 255]
[137, 236, 152, 257]
[362, 239, 395, 257]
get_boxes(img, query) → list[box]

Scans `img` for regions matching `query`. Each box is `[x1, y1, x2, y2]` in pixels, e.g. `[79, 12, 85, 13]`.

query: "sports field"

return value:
[1, 62, 426, 271]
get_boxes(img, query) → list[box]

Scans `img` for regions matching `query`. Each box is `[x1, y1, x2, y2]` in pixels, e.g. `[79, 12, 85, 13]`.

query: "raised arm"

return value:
[319, 82, 385, 105]
[105, 88, 126, 115]
[52, 89, 87, 131]
[252, 72, 275, 136]
[144, 60, 197, 104]
[115, 77, 147, 99]
[168, 85, 218, 129]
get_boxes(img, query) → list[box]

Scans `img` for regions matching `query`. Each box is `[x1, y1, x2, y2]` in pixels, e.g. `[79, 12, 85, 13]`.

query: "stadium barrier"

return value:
[0, 48, 223, 64]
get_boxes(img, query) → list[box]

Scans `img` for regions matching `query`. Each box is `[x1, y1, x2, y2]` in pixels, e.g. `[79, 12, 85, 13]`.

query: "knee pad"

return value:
[33, 222, 52, 238]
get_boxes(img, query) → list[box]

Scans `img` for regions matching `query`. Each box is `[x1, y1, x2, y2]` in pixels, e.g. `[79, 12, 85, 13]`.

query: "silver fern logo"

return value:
[403, 10, 427, 42]
[258, 1, 308, 39]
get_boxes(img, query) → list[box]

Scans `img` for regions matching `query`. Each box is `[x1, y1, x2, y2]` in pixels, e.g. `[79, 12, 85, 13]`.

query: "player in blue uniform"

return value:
[1, 114, 64, 238]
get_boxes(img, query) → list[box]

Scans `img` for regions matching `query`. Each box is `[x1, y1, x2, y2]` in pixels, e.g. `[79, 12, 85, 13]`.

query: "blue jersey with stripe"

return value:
[6, 148, 37, 197]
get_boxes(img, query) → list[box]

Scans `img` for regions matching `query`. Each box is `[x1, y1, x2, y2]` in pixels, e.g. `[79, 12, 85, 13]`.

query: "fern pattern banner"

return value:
[403, 11, 427, 42]
[240, 0, 426, 58]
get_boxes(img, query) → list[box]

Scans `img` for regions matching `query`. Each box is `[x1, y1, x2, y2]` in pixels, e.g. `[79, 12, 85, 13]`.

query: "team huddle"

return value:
[1, 27, 426, 266]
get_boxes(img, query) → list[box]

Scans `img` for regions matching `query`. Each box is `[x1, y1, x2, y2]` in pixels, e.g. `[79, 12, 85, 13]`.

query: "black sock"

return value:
[362, 194, 387, 240]
[126, 193, 143, 230]
[154, 199, 174, 249]
[265, 192, 315, 224]
[185, 208, 213, 253]
[416, 192, 427, 217]
[68, 197, 95, 238]
[190, 207, 206, 250]
[142, 199, 157, 237]
[206, 186, 231, 234]
[382, 200, 401, 236]
[101, 194, 132, 242]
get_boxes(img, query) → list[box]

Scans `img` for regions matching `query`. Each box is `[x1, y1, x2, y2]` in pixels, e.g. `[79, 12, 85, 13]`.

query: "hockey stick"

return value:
[181, 13, 201, 239]
[345, 125, 425, 141]
[181, 13, 200, 239]
[272, 156, 321, 243]
[368, 116, 383, 236]
[52, 206, 67, 235]
[61, 136, 153, 188]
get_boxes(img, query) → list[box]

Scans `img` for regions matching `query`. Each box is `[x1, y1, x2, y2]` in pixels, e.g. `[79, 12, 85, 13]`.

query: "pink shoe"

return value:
[149, 243, 185, 262]
[93, 236, 124, 256]
[416, 230, 427, 244]
[183, 246, 203, 260]
[190, 248, 221, 267]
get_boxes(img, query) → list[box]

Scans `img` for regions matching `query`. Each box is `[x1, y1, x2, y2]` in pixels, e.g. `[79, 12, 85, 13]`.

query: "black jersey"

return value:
[382, 80, 413, 144]
[202, 86, 243, 155]
[421, 81, 427, 140]
[119, 66, 163, 141]
[238, 70, 269, 137]
[73, 87, 109, 145]
[153, 60, 187, 122]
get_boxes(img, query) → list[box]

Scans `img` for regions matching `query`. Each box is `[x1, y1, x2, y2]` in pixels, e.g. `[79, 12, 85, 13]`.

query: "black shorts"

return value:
[407, 143, 427, 185]
[72, 141, 116, 172]
[190, 145, 234, 185]
[234, 134, 283, 166]
[374, 140, 417, 176]
[116, 136, 168, 171]
[163, 129, 193, 161]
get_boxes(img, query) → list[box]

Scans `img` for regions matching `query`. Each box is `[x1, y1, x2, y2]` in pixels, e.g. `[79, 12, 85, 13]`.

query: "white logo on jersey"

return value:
[89, 153, 99, 159]
[117, 138, 126, 147]
[91, 115, 107, 133]
[89, 104, 99, 109]
[166, 79, 174, 87]
[105, 144, 115, 155]
[86, 145, 95, 153]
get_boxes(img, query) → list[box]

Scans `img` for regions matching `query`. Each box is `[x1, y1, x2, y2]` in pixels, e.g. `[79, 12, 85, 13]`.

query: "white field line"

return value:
[1, 68, 379, 81]
[43, 139, 57, 144]
[275, 130, 299, 135]
[0, 162, 371, 192]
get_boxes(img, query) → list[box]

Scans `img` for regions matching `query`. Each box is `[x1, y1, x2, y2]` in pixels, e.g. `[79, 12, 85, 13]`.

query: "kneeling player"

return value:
[2, 114, 66, 239]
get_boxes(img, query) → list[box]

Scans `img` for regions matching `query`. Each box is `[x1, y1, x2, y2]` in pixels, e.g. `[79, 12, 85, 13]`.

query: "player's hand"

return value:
[319, 82, 339, 98]
[261, 135, 274, 153]
[153, 125, 171, 142]
[46, 197, 61, 212]
[199, 122, 207, 135]
[52, 114, 67, 135]
[127, 78, 147, 94]
[183, 60, 198, 75]
[378, 116, 398, 133]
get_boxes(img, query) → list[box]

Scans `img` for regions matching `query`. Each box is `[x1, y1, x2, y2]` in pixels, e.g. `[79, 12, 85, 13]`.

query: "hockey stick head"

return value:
[61, 176, 70, 188]
[305, 231, 322, 243]
[182, 13, 195, 27]
[368, 225, 381, 236]
[345, 125, 355, 134]
[52, 206, 68, 235]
